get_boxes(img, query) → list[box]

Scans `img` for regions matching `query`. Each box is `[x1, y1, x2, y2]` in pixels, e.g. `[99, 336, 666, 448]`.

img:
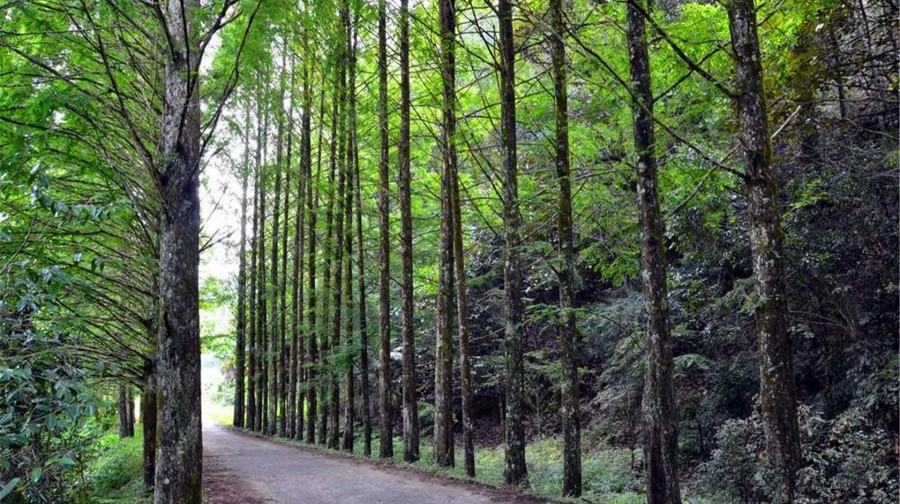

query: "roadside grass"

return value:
[83, 426, 147, 504]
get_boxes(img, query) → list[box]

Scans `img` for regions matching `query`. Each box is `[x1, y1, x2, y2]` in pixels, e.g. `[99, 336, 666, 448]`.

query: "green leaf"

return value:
[0, 478, 20, 501]
[31, 467, 42, 484]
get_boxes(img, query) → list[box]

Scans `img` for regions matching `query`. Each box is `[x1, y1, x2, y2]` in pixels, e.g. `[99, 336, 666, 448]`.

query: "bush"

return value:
[83, 427, 146, 503]
[698, 406, 899, 504]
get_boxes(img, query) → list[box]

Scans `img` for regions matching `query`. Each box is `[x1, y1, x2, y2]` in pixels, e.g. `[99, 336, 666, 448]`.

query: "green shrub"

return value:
[84, 428, 145, 503]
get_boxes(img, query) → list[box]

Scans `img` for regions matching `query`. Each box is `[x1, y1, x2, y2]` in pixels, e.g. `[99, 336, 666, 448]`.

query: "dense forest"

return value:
[0, 0, 897, 503]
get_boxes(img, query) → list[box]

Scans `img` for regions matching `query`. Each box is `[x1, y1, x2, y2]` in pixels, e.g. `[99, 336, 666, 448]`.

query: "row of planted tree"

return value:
[228, 0, 802, 501]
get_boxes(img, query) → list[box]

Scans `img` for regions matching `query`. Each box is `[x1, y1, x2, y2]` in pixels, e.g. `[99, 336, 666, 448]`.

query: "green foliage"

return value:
[83, 427, 146, 504]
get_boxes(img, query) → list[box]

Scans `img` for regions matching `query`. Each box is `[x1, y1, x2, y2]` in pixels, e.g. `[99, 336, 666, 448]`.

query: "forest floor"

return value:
[201, 422, 546, 503]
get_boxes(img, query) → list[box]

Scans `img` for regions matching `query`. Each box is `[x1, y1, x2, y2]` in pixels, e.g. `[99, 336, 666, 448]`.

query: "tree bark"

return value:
[271, 66, 284, 437]
[118, 385, 131, 438]
[398, 0, 420, 464]
[306, 56, 325, 446]
[248, 106, 260, 431]
[258, 86, 269, 434]
[141, 361, 157, 490]
[235, 99, 250, 429]
[449, 127, 474, 477]
[377, 0, 394, 460]
[727, 1, 802, 500]
[498, 0, 527, 485]
[624, 1, 682, 502]
[154, 2, 202, 501]
[550, 0, 581, 495]
[434, 0, 457, 468]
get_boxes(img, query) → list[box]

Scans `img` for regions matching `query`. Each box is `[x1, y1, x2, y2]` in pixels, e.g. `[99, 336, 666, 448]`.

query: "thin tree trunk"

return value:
[351, 19, 372, 456]
[727, 0, 802, 500]
[434, 0, 457, 468]
[119, 385, 130, 438]
[258, 88, 269, 434]
[306, 55, 324, 446]
[235, 99, 250, 429]
[271, 64, 284, 437]
[625, 1, 682, 501]
[248, 107, 260, 431]
[320, 76, 339, 446]
[289, 60, 302, 440]
[498, 0, 527, 485]
[550, 0, 581, 495]
[398, 0, 419, 463]
[141, 361, 157, 490]
[280, 77, 291, 439]
[155, 2, 202, 500]
[450, 145, 474, 477]
[377, 0, 393, 460]
[329, 41, 348, 448]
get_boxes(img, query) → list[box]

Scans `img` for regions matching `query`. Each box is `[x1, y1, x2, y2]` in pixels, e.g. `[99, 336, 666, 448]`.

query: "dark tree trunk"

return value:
[342, 11, 358, 454]
[280, 76, 291, 439]
[289, 69, 302, 440]
[498, 0, 527, 485]
[328, 42, 348, 448]
[142, 362, 157, 490]
[258, 91, 269, 435]
[235, 100, 250, 429]
[307, 60, 325, 446]
[550, 0, 581, 495]
[271, 72, 283, 437]
[352, 24, 372, 457]
[727, 0, 802, 500]
[398, 0, 420, 464]
[625, 1, 682, 502]
[377, 0, 393, 461]
[119, 385, 131, 438]
[319, 77, 339, 446]
[248, 109, 260, 431]
[434, 0, 457, 468]
[154, 2, 202, 501]
[449, 126, 474, 477]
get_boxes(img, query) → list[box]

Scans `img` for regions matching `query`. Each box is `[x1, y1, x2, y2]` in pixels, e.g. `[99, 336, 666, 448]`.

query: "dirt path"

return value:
[202, 422, 533, 503]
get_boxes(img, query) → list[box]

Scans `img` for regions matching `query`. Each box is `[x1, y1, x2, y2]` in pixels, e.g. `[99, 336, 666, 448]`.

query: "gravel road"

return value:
[202, 422, 530, 504]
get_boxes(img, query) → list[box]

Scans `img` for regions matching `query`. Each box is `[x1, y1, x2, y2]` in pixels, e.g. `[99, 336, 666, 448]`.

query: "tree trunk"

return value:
[727, 0, 802, 500]
[499, 0, 527, 485]
[352, 21, 372, 457]
[248, 107, 260, 431]
[376, 0, 393, 460]
[258, 87, 269, 434]
[434, 0, 457, 468]
[271, 68, 284, 437]
[398, 0, 420, 464]
[328, 41, 348, 448]
[319, 76, 339, 446]
[449, 125, 474, 477]
[235, 99, 250, 429]
[142, 361, 157, 490]
[154, 2, 202, 501]
[118, 385, 131, 438]
[625, 1, 682, 502]
[550, 0, 581, 495]
[306, 56, 324, 446]
[289, 65, 303, 440]
[280, 79, 291, 439]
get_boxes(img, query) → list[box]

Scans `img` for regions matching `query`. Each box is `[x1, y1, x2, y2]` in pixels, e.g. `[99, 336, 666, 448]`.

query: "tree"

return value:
[550, 0, 581, 494]
[377, 0, 394, 460]
[433, 0, 458, 468]
[398, 0, 420, 464]
[234, 100, 250, 429]
[154, 1, 203, 500]
[498, 0, 527, 485]
[727, 0, 802, 499]
[625, 0, 682, 501]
